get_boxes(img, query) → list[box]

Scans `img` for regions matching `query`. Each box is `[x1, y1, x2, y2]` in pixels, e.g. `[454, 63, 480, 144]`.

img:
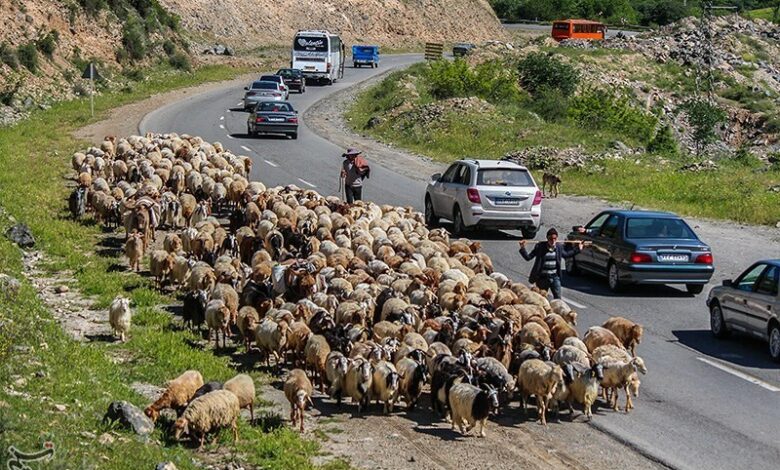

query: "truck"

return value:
[351, 45, 380, 68]
[291, 30, 345, 85]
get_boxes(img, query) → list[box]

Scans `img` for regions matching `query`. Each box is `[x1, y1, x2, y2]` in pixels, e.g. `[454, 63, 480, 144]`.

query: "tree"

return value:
[517, 52, 580, 97]
[681, 99, 727, 156]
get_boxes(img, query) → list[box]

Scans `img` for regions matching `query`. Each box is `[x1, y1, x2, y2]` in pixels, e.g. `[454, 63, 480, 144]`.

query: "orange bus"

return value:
[551, 19, 606, 41]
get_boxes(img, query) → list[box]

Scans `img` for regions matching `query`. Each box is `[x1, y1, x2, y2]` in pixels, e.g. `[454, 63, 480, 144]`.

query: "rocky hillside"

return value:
[157, 0, 507, 48]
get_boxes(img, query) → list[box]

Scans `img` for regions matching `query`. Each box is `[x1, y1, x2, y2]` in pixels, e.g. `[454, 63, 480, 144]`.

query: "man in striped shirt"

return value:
[518, 228, 582, 299]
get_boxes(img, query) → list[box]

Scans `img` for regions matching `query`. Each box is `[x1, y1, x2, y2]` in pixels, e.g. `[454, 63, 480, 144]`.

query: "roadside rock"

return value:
[679, 160, 719, 172]
[156, 463, 178, 470]
[103, 401, 154, 436]
[5, 224, 35, 248]
[0, 274, 21, 300]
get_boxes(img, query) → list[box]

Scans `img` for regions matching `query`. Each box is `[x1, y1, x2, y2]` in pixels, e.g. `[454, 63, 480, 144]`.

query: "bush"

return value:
[78, 0, 106, 16]
[426, 59, 476, 100]
[122, 16, 148, 61]
[162, 39, 176, 56]
[681, 98, 727, 155]
[517, 52, 579, 97]
[168, 51, 191, 71]
[731, 147, 762, 168]
[0, 42, 18, 70]
[424, 59, 520, 104]
[36, 30, 59, 57]
[472, 60, 521, 103]
[647, 124, 679, 156]
[568, 87, 657, 144]
[17, 42, 38, 72]
[526, 87, 569, 122]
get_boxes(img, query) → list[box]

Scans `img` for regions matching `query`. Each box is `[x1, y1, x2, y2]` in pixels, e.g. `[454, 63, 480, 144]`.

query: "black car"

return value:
[246, 101, 298, 139]
[276, 68, 306, 93]
[566, 210, 714, 294]
[453, 42, 476, 57]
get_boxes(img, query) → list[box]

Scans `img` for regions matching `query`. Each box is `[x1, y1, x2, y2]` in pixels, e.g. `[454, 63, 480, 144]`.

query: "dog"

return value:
[542, 172, 561, 198]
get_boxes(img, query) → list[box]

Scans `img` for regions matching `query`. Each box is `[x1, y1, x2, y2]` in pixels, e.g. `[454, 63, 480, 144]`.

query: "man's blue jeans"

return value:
[537, 274, 562, 300]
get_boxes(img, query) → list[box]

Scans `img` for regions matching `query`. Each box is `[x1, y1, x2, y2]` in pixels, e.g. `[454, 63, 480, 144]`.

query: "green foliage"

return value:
[36, 30, 60, 57]
[568, 87, 657, 143]
[0, 42, 19, 70]
[517, 52, 579, 97]
[78, 0, 107, 16]
[632, 0, 691, 25]
[424, 59, 521, 104]
[168, 51, 191, 71]
[731, 146, 763, 167]
[122, 15, 147, 61]
[681, 98, 727, 155]
[162, 39, 176, 55]
[16, 42, 38, 72]
[647, 124, 679, 156]
[525, 87, 569, 121]
[426, 59, 477, 99]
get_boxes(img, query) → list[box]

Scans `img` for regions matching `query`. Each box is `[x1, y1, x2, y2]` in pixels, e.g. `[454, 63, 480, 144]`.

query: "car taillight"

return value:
[326, 63, 331, 72]
[532, 190, 543, 205]
[255, 117, 266, 123]
[467, 188, 481, 204]
[695, 253, 713, 264]
[272, 93, 281, 97]
[630, 252, 652, 263]
[288, 117, 298, 123]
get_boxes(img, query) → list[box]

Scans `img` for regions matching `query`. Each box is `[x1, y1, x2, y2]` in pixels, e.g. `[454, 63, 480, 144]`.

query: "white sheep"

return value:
[224, 374, 255, 423]
[255, 318, 290, 369]
[344, 357, 373, 414]
[448, 382, 499, 437]
[371, 360, 400, 414]
[173, 390, 240, 450]
[284, 368, 314, 433]
[108, 296, 132, 343]
[325, 351, 351, 405]
[516, 359, 565, 425]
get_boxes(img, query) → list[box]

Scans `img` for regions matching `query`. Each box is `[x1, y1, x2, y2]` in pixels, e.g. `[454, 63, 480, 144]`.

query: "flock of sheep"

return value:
[70, 133, 648, 448]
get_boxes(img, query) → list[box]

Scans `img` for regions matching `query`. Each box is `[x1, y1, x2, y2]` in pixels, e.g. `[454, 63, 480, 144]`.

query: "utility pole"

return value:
[695, 2, 737, 102]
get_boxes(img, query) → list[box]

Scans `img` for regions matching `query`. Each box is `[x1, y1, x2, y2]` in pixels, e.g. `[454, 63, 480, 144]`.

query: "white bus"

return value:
[291, 30, 345, 85]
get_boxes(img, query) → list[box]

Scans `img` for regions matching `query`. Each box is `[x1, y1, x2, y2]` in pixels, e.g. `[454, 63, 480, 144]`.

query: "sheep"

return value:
[562, 336, 589, 353]
[284, 369, 314, 433]
[237, 306, 260, 352]
[149, 250, 174, 288]
[287, 320, 313, 365]
[191, 381, 223, 402]
[593, 349, 648, 412]
[473, 356, 515, 395]
[206, 299, 231, 349]
[255, 318, 289, 370]
[519, 322, 552, 350]
[566, 363, 604, 420]
[171, 255, 194, 288]
[371, 360, 400, 414]
[223, 374, 255, 423]
[124, 232, 144, 271]
[552, 345, 591, 368]
[515, 359, 564, 425]
[145, 370, 204, 422]
[550, 299, 577, 325]
[211, 282, 239, 325]
[304, 334, 331, 392]
[396, 356, 427, 410]
[602, 316, 643, 356]
[448, 382, 499, 437]
[551, 320, 579, 349]
[325, 351, 351, 405]
[583, 326, 624, 353]
[182, 289, 208, 331]
[344, 357, 373, 414]
[108, 296, 132, 343]
[173, 390, 240, 450]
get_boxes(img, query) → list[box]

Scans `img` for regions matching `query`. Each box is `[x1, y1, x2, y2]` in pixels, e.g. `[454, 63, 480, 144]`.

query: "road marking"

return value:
[226, 134, 234, 140]
[237, 102, 243, 107]
[240, 145, 252, 153]
[219, 124, 225, 130]
[264, 160, 279, 167]
[561, 296, 587, 309]
[220, 115, 225, 121]
[298, 178, 316, 188]
[697, 357, 780, 392]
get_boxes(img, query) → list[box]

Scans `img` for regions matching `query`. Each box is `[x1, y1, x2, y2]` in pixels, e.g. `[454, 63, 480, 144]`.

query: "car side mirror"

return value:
[572, 225, 583, 232]
[722, 279, 733, 287]
[243, 86, 248, 90]
[431, 173, 442, 182]
[294, 110, 298, 114]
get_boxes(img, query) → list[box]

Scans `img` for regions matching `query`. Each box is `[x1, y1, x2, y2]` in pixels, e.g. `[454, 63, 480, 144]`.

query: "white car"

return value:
[424, 159, 542, 238]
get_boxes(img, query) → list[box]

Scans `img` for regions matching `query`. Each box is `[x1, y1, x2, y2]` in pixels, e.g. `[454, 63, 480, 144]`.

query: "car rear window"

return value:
[252, 81, 278, 89]
[477, 169, 533, 187]
[256, 102, 293, 112]
[259, 75, 281, 82]
[625, 218, 696, 239]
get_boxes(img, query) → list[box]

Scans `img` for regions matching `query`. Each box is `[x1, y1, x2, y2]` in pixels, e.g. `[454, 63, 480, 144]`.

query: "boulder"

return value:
[156, 463, 177, 470]
[103, 401, 154, 436]
[0, 274, 21, 300]
[5, 224, 35, 248]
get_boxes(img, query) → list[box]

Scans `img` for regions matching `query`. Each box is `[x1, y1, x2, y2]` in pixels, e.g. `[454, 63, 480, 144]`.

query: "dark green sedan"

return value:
[565, 210, 715, 295]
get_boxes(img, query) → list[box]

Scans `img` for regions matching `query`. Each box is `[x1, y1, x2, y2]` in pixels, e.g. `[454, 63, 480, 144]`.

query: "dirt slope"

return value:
[158, 0, 507, 47]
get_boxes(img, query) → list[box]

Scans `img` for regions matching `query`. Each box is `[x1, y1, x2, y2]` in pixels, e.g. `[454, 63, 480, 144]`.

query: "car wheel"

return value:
[686, 284, 704, 295]
[520, 227, 537, 239]
[354, 62, 358, 68]
[452, 206, 467, 236]
[424, 196, 439, 228]
[769, 323, 780, 362]
[709, 302, 729, 339]
[607, 261, 623, 292]
[565, 257, 580, 276]
[290, 132, 298, 140]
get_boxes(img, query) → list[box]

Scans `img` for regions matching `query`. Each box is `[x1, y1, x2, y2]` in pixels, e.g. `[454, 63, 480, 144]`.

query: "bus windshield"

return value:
[294, 36, 328, 52]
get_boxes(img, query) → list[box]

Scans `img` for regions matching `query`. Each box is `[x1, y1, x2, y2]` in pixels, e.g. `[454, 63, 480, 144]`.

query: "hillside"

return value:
[157, 0, 507, 47]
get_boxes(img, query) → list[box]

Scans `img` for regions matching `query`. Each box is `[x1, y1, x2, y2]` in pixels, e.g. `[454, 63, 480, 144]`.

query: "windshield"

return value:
[294, 35, 328, 52]
[277, 69, 301, 78]
[259, 75, 281, 82]
[477, 169, 533, 187]
[256, 102, 293, 112]
[625, 218, 696, 239]
[251, 82, 278, 90]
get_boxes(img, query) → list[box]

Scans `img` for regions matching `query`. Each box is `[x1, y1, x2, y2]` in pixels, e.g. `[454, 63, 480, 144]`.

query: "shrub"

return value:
[731, 147, 762, 168]
[168, 51, 191, 71]
[472, 60, 521, 103]
[122, 16, 148, 61]
[526, 87, 569, 122]
[426, 59, 476, 99]
[78, 0, 106, 16]
[647, 124, 679, 156]
[517, 52, 579, 97]
[568, 87, 657, 144]
[162, 39, 176, 56]
[0, 42, 19, 70]
[36, 30, 59, 57]
[424, 59, 520, 104]
[681, 98, 727, 156]
[17, 42, 38, 72]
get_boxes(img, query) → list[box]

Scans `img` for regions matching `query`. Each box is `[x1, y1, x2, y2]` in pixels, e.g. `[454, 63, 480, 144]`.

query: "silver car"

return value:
[424, 159, 542, 237]
[707, 260, 780, 361]
[243, 81, 285, 109]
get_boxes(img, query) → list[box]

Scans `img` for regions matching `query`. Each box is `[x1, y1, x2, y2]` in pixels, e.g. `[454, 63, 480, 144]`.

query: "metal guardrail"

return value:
[424, 42, 444, 61]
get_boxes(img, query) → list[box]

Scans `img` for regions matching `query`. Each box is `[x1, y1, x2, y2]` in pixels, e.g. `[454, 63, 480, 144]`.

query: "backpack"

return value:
[354, 155, 371, 179]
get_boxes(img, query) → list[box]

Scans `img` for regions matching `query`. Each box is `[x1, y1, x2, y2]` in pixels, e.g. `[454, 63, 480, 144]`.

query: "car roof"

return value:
[456, 159, 528, 171]
[252, 80, 279, 86]
[603, 210, 680, 218]
[259, 75, 282, 79]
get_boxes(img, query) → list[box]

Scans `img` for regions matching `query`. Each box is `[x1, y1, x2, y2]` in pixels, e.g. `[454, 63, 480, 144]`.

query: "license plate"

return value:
[494, 198, 519, 206]
[305, 66, 315, 70]
[658, 254, 688, 262]
[268, 117, 284, 122]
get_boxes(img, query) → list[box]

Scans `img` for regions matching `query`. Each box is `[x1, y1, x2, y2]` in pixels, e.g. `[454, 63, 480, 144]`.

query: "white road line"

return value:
[219, 124, 225, 129]
[240, 145, 252, 153]
[264, 160, 279, 167]
[697, 357, 780, 392]
[298, 178, 316, 188]
[561, 296, 587, 309]
[226, 134, 234, 140]
[237, 102, 243, 107]
[220, 116, 225, 121]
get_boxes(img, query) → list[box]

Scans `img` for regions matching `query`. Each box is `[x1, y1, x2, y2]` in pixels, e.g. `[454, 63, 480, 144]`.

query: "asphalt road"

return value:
[141, 56, 780, 470]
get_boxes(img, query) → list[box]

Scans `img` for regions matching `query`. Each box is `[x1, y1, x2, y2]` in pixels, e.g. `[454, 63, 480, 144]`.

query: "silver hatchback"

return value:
[424, 159, 542, 237]
[707, 260, 780, 361]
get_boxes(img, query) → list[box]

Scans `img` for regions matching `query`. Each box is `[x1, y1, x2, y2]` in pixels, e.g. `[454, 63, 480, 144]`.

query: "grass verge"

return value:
[0, 64, 345, 469]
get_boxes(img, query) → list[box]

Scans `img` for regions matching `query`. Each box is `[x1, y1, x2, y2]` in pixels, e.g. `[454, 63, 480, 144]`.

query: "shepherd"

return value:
[339, 148, 370, 203]
[518, 227, 583, 300]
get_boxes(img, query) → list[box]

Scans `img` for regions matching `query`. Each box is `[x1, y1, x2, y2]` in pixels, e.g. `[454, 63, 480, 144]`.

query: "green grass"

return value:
[0, 63, 341, 469]
[743, 7, 779, 23]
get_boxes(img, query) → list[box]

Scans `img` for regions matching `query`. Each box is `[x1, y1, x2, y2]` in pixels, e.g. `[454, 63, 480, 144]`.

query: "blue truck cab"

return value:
[352, 45, 380, 68]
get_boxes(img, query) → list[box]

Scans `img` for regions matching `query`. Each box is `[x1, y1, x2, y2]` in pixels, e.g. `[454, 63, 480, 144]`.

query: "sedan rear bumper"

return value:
[244, 96, 283, 107]
[621, 263, 715, 285]
[249, 123, 298, 134]
[465, 206, 541, 230]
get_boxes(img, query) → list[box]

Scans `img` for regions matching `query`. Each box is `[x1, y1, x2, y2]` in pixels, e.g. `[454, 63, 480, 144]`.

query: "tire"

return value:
[327, 78, 333, 86]
[686, 284, 704, 295]
[246, 126, 254, 137]
[607, 261, 623, 292]
[354, 62, 358, 68]
[520, 227, 537, 239]
[424, 196, 439, 228]
[565, 257, 581, 276]
[709, 302, 729, 339]
[769, 323, 780, 362]
[290, 132, 298, 140]
[452, 206, 467, 236]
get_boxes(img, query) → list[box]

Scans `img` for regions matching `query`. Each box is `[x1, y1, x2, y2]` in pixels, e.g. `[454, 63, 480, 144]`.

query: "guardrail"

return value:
[424, 42, 444, 61]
